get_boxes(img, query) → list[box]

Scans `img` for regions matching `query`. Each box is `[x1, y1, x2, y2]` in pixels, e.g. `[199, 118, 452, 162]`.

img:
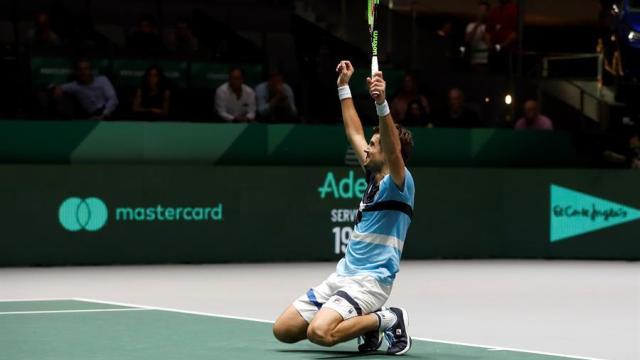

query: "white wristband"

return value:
[338, 86, 352, 100]
[376, 100, 390, 117]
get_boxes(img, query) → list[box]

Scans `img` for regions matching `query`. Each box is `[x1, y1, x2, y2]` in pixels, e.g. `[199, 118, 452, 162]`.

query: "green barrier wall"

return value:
[111, 59, 189, 88]
[1, 165, 638, 266]
[30, 57, 263, 89]
[189, 63, 263, 89]
[0, 121, 578, 166]
[30, 57, 110, 87]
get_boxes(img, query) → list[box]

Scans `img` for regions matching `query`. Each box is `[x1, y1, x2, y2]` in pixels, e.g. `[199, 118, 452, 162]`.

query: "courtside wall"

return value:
[1, 165, 639, 266]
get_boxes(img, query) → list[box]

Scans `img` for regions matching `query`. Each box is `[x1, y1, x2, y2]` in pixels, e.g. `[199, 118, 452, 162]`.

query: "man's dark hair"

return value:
[479, 1, 490, 7]
[137, 14, 157, 26]
[229, 67, 245, 77]
[175, 17, 190, 26]
[74, 57, 91, 69]
[372, 125, 414, 164]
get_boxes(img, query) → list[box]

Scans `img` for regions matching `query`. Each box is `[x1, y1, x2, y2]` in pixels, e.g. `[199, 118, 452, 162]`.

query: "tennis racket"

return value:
[367, 0, 381, 95]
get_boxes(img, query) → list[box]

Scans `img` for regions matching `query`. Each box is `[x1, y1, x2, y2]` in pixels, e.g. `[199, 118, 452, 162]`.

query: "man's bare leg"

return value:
[306, 307, 378, 347]
[273, 305, 309, 343]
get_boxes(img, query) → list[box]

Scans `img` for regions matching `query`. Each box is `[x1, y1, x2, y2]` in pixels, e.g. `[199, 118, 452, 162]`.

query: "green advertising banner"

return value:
[30, 57, 110, 87]
[0, 165, 639, 267]
[111, 59, 189, 88]
[189, 62, 263, 89]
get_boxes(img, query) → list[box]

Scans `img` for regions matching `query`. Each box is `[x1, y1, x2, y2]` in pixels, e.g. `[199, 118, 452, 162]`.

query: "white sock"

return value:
[375, 309, 397, 330]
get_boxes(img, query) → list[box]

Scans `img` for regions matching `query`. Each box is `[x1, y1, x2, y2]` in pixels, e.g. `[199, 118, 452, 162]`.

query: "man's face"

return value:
[478, 4, 489, 20]
[176, 23, 190, 37]
[364, 134, 385, 172]
[76, 61, 93, 84]
[402, 76, 416, 94]
[268, 74, 284, 90]
[409, 103, 421, 117]
[139, 21, 154, 34]
[229, 70, 244, 92]
[449, 89, 464, 112]
[35, 13, 50, 30]
[148, 68, 160, 87]
[524, 101, 539, 121]
[441, 22, 453, 36]
[629, 135, 640, 154]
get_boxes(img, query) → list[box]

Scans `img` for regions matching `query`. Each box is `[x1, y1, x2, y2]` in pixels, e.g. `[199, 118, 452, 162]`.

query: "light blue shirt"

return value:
[61, 76, 119, 116]
[254, 82, 297, 116]
[337, 169, 415, 286]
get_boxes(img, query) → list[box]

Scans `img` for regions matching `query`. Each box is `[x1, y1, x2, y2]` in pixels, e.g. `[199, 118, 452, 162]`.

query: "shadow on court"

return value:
[275, 349, 423, 359]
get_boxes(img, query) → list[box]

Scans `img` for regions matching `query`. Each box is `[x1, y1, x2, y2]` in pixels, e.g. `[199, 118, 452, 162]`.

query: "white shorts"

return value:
[293, 272, 392, 323]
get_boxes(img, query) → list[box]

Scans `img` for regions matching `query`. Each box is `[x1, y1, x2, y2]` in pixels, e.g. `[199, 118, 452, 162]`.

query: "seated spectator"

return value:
[166, 19, 199, 58]
[215, 67, 256, 122]
[255, 71, 297, 123]
[132, 65, 171, 121]
[436, 88, 483, 128]
[128, 15, 164, 55]
[391, 73, 430, 122]
[25, 12, 61, 50]
[514, 100, 553, 130]
[53, 58, 118, 120]
[401, 99, 432, 127]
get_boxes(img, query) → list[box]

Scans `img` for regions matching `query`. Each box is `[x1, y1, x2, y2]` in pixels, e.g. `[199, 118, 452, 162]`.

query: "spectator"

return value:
[132, 65, 171, 121]
[255, 71, 297, 123]
[166, 19, 199, 58]
[128, 15, 164, 55]
[53, 58, 118, 120]
[25, 12, 61, 50]
[631, 135, 640, 169]
[601, 131, 640, 169]
[435, 19, 454, 57]
[436, 88, 483, 128]
[600, 36, 624, 82]
[485, 0, 518, 73]
[599, 35, 626, 102]
[423, 18, 457, 104]
[401, 99, 432, 127]
[215, 67, 256, 122]
[391, 73, 430, 123]
[465, 1, 490, 68]
[514, 100, 553, 130]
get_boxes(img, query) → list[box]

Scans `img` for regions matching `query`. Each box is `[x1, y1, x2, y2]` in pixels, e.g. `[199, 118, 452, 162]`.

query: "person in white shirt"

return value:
[215, 67, 256, 122]
[465, 1, 490, 67]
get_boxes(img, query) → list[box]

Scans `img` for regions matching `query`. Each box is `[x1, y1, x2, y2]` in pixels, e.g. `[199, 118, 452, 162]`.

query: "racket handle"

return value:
[371, 56, 379, 76]
[371, 56, 380, 96]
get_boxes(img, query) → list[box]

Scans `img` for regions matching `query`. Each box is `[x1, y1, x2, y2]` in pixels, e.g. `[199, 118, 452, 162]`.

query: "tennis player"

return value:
[272, 60, 415, 355]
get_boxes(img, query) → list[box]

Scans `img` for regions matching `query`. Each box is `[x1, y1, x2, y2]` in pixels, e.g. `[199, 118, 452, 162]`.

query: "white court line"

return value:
[0, 298, 75, 303]
[74, 297, 605, 360]
[74, 298, 274, 324]
[412, 337, 606, 360]
[0, 308, 150, 315]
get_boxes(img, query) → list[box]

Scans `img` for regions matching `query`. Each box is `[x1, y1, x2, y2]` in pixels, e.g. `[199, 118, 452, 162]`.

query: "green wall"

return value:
[0, 121, 578, 166]
[1, 165, 638, 266]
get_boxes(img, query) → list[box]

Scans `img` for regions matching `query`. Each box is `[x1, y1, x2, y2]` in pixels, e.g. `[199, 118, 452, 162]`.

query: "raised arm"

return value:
[336, 60, 368, 167]
[367, 71, 406, 188]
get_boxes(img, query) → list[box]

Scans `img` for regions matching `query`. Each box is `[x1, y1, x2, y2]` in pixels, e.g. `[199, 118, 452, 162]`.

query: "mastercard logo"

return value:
[58, 197, 108, 232]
